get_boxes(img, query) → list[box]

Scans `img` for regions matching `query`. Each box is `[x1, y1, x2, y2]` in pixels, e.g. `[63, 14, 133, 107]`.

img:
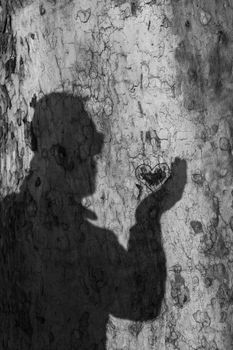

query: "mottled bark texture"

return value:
[0, 0, 233, 349]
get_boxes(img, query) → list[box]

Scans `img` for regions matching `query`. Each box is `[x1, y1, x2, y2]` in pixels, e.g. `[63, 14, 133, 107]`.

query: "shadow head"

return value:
[28, 92, 104, 198]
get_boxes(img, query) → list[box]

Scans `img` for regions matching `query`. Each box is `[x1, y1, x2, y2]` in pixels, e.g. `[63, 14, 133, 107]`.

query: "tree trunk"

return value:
[0, 0, 232, 349]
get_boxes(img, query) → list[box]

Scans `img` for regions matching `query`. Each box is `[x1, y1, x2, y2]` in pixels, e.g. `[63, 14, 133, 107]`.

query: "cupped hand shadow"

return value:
[135, 157, 187, 223]
[113, 158, 187, 321]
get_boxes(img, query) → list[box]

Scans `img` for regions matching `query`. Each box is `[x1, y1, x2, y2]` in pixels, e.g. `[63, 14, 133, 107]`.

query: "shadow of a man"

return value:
[0, 93, 187, 350]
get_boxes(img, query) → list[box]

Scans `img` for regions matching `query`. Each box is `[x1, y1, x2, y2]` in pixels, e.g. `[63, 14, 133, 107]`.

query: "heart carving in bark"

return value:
[135, 162, 171, 192]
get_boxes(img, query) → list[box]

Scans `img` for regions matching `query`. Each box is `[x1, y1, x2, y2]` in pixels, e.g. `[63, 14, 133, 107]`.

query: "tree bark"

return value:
[0, 0, 232, 349]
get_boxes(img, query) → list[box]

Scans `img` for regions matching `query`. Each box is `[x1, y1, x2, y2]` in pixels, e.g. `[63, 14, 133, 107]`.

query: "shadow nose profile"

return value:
[90, 128, 104, 158]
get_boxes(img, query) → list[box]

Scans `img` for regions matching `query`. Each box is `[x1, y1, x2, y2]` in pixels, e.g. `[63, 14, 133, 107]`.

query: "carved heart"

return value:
[135, 162, 171, 192]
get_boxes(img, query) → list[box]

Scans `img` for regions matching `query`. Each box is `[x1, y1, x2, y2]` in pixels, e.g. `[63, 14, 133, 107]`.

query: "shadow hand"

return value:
[135, 157, 187, 222]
